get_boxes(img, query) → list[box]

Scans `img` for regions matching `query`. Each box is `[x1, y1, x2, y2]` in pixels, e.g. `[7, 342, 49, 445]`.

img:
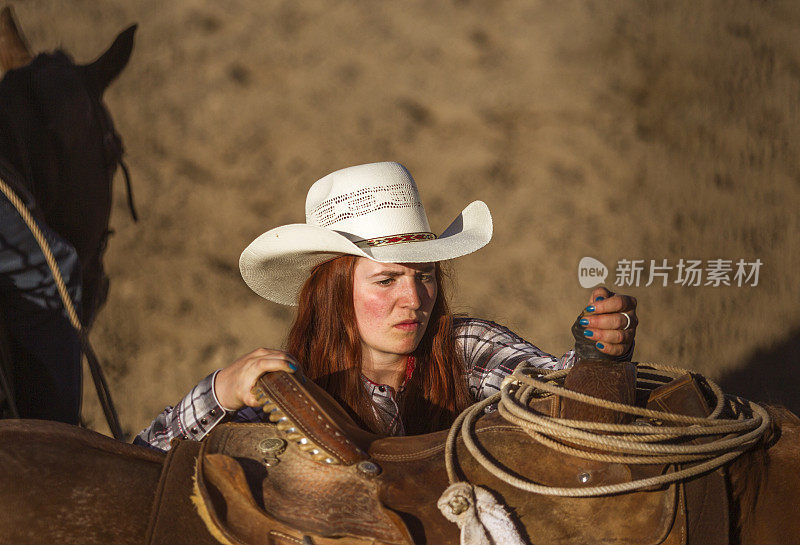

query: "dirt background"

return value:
[8, 0, 799, 437]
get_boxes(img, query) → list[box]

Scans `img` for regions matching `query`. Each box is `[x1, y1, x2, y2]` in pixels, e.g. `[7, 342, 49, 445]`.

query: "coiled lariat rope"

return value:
[0, 175, 124, 440]
[445, 363, 771, 497]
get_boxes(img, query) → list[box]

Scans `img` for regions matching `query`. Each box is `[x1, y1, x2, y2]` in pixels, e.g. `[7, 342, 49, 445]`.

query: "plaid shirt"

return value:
[135, 318, 577, 451]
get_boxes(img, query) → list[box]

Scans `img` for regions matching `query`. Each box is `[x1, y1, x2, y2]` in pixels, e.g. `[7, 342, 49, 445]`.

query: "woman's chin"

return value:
[389, 340, 421, 356]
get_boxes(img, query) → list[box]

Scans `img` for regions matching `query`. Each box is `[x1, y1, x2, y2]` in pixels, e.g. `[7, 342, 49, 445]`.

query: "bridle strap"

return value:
[117, 156, 137, 222]
[95, 93, 138, 223]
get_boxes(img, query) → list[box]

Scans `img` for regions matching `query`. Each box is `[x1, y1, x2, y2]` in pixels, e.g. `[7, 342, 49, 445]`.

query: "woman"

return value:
[136, 162, 637, 450]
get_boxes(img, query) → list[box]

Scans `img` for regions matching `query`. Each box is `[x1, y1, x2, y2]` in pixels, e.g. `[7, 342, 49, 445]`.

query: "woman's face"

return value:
[352, 258, 438, 365]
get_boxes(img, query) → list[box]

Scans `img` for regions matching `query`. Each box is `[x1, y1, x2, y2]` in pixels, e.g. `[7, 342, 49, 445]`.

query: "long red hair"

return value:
[286, 255, 472, 434]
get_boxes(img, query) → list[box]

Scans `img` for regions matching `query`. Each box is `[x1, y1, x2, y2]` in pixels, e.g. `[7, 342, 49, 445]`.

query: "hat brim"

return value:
[239, 200, 492, 305]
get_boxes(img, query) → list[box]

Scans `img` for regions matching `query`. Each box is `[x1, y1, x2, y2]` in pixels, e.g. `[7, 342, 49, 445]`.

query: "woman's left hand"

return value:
[579, 286, 637, 358]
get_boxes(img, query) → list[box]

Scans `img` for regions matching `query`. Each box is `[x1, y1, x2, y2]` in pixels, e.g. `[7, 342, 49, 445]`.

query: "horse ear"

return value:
[82, 24, 136, 94]
[0, 6, 33, 71]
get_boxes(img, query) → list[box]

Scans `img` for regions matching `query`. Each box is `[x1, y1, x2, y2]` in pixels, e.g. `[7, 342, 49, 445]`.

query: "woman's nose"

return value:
[398, 279, 422, 309]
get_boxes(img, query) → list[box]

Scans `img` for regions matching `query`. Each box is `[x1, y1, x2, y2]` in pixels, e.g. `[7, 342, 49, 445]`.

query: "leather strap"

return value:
[145, 439, 221, 545]
[253, 372, 370, 465]
[647, 374, 730, 545]
[561, 359, 638, 423]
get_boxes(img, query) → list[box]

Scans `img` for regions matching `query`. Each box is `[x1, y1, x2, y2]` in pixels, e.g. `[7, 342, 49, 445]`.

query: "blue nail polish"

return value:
[595, 296, 605, 302]
[288, 363, 297, 371]
[585, 305, 595, 312]
[583, 330, 593, 337]
[596, 342, 605, 350]
[579, 318, 589, 326]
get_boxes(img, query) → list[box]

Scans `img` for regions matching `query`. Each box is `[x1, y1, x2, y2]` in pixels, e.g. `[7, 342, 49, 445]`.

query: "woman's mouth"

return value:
[394, 320, 420, 331]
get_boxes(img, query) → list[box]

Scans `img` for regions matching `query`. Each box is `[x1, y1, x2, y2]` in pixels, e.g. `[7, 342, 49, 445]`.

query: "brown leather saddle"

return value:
[146, 370, 730, 545]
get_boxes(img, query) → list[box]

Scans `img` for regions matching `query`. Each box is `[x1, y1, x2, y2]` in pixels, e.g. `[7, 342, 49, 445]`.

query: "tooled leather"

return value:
[191, 370, 729, 545]
[561, 359, 638, 423]
[203, 416, 680, 544]
[193, 426, 683, 545]
[196, 439, 415, 545]
[255, 372, 368, 465]
[197, 452, 384, 545]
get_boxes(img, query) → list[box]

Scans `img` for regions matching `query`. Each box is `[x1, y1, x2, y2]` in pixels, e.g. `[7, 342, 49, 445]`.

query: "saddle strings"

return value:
[445, 363, 771, 497]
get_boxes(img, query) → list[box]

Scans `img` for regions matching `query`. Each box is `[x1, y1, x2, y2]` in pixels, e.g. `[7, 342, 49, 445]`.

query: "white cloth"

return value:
[438, 482, 528, 545]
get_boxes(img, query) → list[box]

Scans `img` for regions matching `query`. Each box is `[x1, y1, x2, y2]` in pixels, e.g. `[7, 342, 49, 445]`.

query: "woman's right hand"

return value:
[214, 348, 298, 411]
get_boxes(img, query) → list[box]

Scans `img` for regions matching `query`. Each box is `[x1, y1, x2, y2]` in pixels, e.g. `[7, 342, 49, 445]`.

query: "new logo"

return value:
[578, 257, 608, 288]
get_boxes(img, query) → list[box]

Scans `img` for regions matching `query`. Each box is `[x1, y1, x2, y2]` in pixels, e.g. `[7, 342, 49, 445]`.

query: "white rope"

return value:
[445, 363, 770, 497]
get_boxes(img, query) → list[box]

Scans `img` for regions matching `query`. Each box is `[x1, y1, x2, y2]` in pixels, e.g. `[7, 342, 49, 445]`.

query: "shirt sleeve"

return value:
[455, 318, 577, 401]
[134, 370, 230, 451]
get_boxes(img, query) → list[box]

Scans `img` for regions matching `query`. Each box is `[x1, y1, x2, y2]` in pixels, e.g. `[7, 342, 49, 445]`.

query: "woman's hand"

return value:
[580, 287, 638, 358]
[214, 348, 298, 411]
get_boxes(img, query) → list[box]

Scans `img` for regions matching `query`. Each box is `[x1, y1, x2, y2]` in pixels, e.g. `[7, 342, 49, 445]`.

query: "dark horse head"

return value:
[0, 7, 135, 326]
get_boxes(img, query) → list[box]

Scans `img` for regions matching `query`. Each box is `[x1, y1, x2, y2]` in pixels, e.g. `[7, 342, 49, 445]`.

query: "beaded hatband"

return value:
[355, 232, 436, 248]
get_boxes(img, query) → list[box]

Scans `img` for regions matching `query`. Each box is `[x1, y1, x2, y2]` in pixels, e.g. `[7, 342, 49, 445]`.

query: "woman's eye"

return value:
[376, 278, 394, 285]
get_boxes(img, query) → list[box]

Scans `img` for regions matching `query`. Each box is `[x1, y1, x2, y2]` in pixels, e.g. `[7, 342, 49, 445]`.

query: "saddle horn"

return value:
[558, 312, 637, 424]
[0, 6, 33, 72]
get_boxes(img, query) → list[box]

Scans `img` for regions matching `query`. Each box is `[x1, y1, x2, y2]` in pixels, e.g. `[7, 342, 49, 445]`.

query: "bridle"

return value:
[90, 89, 138, 223]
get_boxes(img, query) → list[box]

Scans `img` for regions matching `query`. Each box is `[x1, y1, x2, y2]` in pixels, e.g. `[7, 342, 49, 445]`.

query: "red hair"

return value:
[286, 256, 472, 434]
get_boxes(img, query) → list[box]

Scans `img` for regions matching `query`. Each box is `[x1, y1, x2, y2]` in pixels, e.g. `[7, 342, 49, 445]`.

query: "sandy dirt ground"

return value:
[6, 0, 799, 437]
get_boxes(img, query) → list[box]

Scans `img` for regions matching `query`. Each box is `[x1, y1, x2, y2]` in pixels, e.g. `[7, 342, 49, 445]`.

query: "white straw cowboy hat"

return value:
[239, 161, 492, 305]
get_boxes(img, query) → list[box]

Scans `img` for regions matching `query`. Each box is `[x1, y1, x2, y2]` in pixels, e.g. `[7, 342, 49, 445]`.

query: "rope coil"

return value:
[445, 363, 770, 497]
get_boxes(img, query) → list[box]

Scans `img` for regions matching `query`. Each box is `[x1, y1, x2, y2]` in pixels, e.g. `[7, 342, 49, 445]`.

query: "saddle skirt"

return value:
[147, 371, 730, 545]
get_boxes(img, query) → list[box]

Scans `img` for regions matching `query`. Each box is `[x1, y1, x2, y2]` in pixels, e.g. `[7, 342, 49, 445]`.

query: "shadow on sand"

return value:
[719, 326, 800, 415]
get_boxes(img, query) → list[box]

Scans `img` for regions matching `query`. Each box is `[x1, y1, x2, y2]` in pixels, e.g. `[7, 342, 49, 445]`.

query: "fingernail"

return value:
[579, 318, 589, 326]
[583, 329, 593, 337]
[595, 296, 605, 302]
[596, 342, 605, 350]
[288, 363, 297, 371]
[585, 305, 595, 312]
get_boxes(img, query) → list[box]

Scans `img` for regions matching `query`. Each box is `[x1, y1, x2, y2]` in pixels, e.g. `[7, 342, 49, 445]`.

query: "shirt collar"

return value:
[361, 355, 417, 393]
